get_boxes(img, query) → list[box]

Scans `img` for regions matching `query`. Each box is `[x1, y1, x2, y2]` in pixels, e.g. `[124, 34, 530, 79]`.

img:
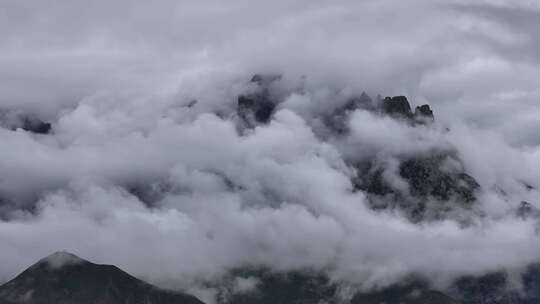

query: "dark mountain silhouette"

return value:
[451, 266, 540, 304]
[216, 267, 540, 304]
[215, 269, 459, 304]
[0, 112, 51, 134]
[19, 117, 52, 134]
[2, 252, 540, 303]
[414, 104, 435, 123]
[0, 252, 204, 304]
[382, 95, 414, 119]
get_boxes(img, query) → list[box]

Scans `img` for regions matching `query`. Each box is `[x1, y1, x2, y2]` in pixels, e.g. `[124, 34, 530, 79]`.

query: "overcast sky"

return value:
[1, 0, 540, 302]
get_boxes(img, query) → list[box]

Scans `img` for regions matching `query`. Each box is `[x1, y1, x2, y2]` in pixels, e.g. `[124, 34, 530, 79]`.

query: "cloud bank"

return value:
[1, 0, 540, 299]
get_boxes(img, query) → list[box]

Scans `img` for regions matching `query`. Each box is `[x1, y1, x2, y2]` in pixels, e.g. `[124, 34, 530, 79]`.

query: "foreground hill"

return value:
[0, 252, 204, 304]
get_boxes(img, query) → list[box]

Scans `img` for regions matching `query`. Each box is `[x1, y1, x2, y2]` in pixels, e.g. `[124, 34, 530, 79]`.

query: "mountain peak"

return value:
[37, 251, 88, 269]
[0, 252, 204, 304]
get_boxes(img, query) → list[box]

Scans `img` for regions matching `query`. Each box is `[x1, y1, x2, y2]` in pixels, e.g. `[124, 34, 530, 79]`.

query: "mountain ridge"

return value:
[3, 251, 540, 304]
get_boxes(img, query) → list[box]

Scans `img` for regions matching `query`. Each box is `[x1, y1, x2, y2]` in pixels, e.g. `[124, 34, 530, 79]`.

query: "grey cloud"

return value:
[1, 0, 540, 301]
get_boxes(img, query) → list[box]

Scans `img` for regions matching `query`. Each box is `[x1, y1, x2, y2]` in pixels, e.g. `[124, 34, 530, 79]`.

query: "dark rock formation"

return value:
[399, 155, 479, 204]
[351, 281, 459, 304]
[238, 94, 275, 125]
[453, 267, 540, 304]
[352, 161, 395, 197]
[415, 104, 435, 124]
[217, 270, 337, 304]
[0, 112, 52, 134]
[522, 264, 540, 303]
[20, 117, 52, 134]
[380, 96, 434, 125]
[237, 75, 281, 127]
[0, 252, 203, 304]
[353, 153, 480, 221]
[382, 96, 413, 119]
[454, 272, 519, 304]
[217, 269, 458, 304]
[221, 268, 540, 304]
[236, 79, 435, 132]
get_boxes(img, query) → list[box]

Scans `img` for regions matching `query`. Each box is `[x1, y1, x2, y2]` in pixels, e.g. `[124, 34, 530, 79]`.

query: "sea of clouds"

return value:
[1, 0, 540, 301]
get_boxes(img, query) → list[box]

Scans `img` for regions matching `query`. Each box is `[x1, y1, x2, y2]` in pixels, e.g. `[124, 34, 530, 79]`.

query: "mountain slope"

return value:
[0, 252, 203, 304]
[216, 270, 460, 304]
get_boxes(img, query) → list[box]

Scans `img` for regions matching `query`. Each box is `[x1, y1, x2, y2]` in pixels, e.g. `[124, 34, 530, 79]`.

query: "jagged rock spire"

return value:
[382, 96, 413, 118]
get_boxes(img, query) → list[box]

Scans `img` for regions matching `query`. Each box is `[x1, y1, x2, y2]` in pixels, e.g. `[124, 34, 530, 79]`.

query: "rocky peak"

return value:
[0, 251, 203, 304]
[382, 96, 413, 118]
[237, 76, 437, 131]
[36, 251, 88, 269]
[379, 96, 435, 125]
[414, 104, 435, 124]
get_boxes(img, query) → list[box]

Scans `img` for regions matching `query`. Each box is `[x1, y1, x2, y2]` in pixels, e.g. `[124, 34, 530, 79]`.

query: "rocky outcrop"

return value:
[238, 94, 275, 125]
[0, 112, 52, 134]
[237, 75, 281, 128]
[399, 155, 479, 203]
[415, 104, 435, 123]
[381, 96, 434, 125]
[19, 117, 52, 134]
[353, 153, 480, 221]
[382, 96, 414, 119]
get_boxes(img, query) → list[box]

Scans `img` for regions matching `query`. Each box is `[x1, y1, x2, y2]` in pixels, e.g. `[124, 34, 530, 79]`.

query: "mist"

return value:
[1, 0, 540, 302]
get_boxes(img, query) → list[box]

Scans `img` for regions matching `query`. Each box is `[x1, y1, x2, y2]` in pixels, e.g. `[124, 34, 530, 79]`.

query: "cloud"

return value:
[1, 0, 540, 299]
